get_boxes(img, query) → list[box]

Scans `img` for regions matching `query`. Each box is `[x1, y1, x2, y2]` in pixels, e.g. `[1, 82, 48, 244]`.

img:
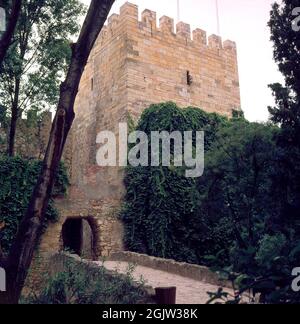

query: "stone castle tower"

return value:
[37, 2, 241, 261]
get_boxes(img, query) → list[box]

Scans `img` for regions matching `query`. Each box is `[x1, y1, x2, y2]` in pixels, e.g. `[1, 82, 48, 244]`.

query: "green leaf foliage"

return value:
[0, 0, 86, 125]
[121, 102, 228, 264]
[122, 101, 300, 303]
[0, 156, 69, 254]
[22, 257, 148, 305]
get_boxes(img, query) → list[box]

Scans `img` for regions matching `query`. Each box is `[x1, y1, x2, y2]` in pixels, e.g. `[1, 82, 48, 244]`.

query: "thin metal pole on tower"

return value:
[215, 0, 221, 35]
[177, 0, 180, 23]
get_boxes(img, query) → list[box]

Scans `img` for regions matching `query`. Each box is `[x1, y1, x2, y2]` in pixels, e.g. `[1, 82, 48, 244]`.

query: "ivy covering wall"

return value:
[0, 156, 69, 255]
[121, 102, 227, 264]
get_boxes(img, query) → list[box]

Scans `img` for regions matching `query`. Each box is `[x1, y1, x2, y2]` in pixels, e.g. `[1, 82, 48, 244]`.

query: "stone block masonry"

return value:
[30, 2, 241, 283]
[121, 3, 240, 119]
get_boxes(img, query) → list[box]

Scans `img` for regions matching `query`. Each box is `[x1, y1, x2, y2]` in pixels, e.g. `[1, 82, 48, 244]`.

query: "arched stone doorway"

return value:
[61, 217, 99, 260]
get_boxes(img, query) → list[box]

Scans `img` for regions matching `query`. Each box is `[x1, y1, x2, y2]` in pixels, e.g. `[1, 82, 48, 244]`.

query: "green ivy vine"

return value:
[0, 156, 69, 255]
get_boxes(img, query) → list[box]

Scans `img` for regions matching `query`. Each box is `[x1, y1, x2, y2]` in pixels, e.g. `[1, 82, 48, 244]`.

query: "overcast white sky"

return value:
[82, 0, 283, 122]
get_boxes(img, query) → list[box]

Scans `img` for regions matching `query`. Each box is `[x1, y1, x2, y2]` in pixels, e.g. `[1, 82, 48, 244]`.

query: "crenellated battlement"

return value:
[86, 1, 241, 121]
[98, 2, 236, 53]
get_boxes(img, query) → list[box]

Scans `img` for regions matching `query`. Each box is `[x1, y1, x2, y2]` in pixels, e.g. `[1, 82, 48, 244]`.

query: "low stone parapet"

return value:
[109, 251, 231, 288]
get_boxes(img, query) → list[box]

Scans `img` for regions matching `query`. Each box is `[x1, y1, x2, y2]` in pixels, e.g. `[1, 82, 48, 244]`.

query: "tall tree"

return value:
[0, 0, 86, 156]
[0, 0, 22, 68]
[268, 0, 300, 234]
[0, 0, 115, 304]
[269, 0, 300, 129]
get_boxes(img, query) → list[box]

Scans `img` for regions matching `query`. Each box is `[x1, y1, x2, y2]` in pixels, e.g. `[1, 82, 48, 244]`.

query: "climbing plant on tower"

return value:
[121, 102, 227, 264]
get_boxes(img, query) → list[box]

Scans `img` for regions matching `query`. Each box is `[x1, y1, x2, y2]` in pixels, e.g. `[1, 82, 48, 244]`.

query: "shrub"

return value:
[23, 258, 148, 304]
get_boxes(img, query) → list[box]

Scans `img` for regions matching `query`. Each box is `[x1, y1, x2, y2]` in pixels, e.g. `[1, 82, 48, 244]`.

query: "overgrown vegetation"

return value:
[0, 156, 69, 255]
[121, 102, 227, 264]
[202, 117, 300, 304]
[121, 101, 300, 304]
[22, 257, 148, 304]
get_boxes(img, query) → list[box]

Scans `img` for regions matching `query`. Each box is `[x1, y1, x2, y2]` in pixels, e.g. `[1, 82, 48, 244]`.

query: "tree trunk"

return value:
[7, 107, 17, 157]
[7, 77, 21, 156]
[0, 0, 22, 70]
[0, 0, 115, 304]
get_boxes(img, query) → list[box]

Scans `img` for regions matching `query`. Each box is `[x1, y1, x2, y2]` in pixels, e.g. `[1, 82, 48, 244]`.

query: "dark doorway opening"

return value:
[62, 218, 95, 259]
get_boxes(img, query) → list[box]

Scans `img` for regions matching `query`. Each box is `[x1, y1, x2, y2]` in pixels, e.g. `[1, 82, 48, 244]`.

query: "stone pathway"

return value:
[96, 260, 230, 304]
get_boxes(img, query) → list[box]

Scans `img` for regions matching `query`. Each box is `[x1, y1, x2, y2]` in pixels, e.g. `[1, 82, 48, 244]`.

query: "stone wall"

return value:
[121, 4, 241, 119]
[109, 251, 231, 288]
